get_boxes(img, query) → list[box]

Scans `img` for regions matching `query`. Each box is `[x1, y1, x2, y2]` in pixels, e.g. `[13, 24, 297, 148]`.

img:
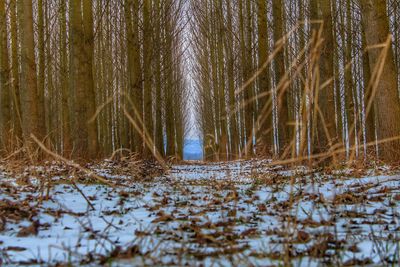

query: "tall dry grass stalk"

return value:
[89, 92, 167, 169]
[230, 21, 400, 167]
[31, 134, 115, 186]
[1, 24, 398, 169]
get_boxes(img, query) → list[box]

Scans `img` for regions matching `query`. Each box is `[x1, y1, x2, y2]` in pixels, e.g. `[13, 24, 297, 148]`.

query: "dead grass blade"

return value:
[30, 134, 115, 187]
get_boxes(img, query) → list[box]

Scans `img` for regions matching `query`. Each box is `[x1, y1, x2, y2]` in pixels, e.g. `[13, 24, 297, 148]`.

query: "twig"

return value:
[30, 134, 115, 187]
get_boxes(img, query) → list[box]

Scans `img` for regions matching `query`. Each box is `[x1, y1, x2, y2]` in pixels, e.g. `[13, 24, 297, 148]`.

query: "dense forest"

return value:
[194, 0, 400, 163]
[1, 0, 400, 165]
[1, 0, 400, 266]
[0, 0, 189, 161]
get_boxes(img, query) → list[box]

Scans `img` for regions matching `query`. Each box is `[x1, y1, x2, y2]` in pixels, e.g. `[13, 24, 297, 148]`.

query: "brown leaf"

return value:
[194, 232, 217, 244]
[161, 196, 169, 205]
[225, 190, 239, 201]
[257, 204, 267, 212]
[6, 246, 27, 251]
[348, 244, 360, 253]
[0, 217, 5, 232]
[17, 221, 39, 237]
[227, 209, 237, 217]
[152, 214, 174, 223]
[297, 230, 310, 243]
[241, 228, 258, 237]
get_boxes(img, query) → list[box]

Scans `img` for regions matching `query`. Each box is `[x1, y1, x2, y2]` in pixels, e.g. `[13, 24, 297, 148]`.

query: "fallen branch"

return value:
[30, 134, 115, 187]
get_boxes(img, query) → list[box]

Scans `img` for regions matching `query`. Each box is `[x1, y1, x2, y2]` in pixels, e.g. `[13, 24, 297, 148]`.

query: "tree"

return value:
[216, 0, 228, 161]
[273, 0, 290, 155]
[143, 0, 153, 158]
[18, 0, 43, 148]
[362, 26, 375, 148]
[257, 0, 272, 155]
[82, 0, 99, 157]
[226, 0, 239, 159]
[70, 0, 98, 158]
[10, 0, 22, 144]
[124, 0, 143, 154]
[360, 0, 400, 161]
[153, 0, 165, 157]
[311, 0, 337, 154]
[60, 0, 72, 155]
[37, 0, 47, 143]
[0, 0, 11, 149]
[239, 0, 254, 158]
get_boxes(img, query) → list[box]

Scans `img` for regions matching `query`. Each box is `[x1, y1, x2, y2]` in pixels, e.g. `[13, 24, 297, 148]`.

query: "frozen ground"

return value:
[0, 160, 399, 266]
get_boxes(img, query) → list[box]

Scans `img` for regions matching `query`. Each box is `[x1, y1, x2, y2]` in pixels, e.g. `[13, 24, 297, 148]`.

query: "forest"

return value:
[0, 0, 400, 266]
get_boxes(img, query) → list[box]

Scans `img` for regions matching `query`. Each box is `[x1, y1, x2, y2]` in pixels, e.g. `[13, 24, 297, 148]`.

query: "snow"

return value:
[1, 160, 399, 265]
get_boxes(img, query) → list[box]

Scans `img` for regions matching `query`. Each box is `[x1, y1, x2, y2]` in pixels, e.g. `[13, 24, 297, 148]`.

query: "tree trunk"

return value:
[0, 0, 11, 149]
[217, 0, 227, 161]
[59, 0, 72, 155]
[239, 0, 254, 158]
[225, 0, 239, 159]
[37, 0, 47, 143]
[313, 0, 337, 154]
[273, 0, 290, 156]
[82, 0, 99, 158]
[362, 26, 376, 151]
[70, 0, 89, 158]
[257, 0, 272, 156]
[360, 0, 400, 161]
[10, 0, 23, 144]
[143, 0, 153, 158]
[154, 0, 164, 157]
[18, 0, 43, 149]
[124, 0, 143, 154]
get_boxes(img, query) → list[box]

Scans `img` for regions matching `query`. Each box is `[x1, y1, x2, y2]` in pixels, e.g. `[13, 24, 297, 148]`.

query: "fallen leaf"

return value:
[152, 214, 174, 223]
[17, 221, 39, 237]
[297, 230, 310, 243]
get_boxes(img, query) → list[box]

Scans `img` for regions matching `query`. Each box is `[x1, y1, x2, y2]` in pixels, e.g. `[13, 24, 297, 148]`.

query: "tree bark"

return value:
[0, 0, 11, 149]
[257, 0, 272, 155]
[225, 0, 239, 159]
[273, 0, 290, 156]
[313, 0, 337, 154]
[59, 0, 72, 155]
[37, 0, 47, 143]
[82, 0, 99, 158]
[70, 0, 88, 158]
[360, 0, 400, 161]
[18, 0, 43, 149]
[10, 0, 22, 144]
[143, 0, 154, 158]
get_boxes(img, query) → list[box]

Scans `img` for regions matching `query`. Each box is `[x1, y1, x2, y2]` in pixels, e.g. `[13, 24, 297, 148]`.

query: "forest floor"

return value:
[0, 159, 399, 266]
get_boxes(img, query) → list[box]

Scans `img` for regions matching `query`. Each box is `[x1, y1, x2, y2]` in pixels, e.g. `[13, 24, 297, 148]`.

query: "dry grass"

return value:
[222, 22, 400, 169]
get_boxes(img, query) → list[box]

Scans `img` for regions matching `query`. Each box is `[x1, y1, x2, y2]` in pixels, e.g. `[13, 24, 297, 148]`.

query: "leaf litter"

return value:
[0, 159, 399, 266]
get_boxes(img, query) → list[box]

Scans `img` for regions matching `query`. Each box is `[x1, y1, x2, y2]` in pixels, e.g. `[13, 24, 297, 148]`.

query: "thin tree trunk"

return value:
[10, 0, 22, 144]
[239, 0, 253, 158]
[0, 0, 11, 149]
[225, 0, 239, 159]
[362, 26, 375, 150]
[70, 0, 89, 158]
[37, 0, 47, 143]
[257, 0, 272, 156]
[273, 0, 290, 155]
[314, 0, 337, 154]
[60, 0, 72, 155]
[82, 0, 99, 158]
[143, 0, 153, 158]
[154, 0, 164, 157]
[18, 0, 43, 149]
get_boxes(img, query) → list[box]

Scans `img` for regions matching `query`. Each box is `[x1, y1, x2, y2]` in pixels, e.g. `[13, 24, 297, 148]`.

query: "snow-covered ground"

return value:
[0, 160, 399, 266]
